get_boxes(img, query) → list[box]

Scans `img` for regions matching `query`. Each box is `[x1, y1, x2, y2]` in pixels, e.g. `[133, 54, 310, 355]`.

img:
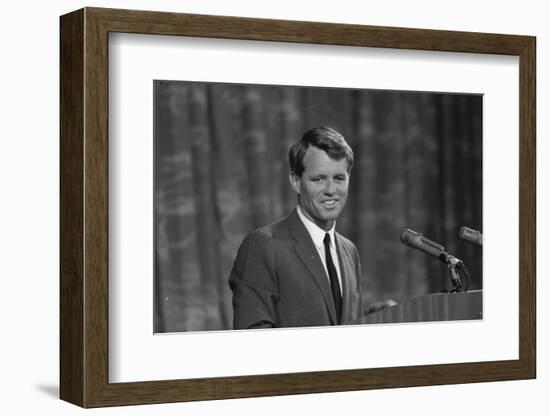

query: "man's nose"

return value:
[323, 180, 336, 195]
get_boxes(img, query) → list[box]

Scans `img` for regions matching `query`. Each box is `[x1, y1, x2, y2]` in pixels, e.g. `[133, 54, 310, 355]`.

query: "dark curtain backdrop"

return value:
[154, 81, 482, 333]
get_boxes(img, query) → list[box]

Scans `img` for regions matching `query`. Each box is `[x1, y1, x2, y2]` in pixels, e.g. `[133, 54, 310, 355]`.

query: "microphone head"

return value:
[401, 228, 445, 258]
[400, 228, 421, 246]
[459, 226, 482, 246]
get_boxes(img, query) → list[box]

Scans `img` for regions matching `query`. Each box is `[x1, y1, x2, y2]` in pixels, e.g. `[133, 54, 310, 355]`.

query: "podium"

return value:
[357, 290, 482, 324]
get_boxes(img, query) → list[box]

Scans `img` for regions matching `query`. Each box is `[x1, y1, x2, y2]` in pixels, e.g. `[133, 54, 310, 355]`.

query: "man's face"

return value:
[290, 146, 350, 231]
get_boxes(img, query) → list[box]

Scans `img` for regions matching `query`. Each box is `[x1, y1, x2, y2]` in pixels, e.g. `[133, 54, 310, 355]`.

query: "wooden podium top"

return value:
[357, 290, 482, 324]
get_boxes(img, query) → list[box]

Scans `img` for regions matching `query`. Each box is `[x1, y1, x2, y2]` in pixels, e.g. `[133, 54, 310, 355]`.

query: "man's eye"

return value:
[312, 178, 322, 183]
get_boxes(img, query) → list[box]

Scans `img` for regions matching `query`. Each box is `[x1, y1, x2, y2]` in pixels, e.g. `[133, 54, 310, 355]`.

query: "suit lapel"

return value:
[335, 233, 352, 323]
[288, 210, 337, 324]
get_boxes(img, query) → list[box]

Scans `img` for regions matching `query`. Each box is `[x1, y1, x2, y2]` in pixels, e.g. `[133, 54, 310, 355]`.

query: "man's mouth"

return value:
[321, 199, 338, 208]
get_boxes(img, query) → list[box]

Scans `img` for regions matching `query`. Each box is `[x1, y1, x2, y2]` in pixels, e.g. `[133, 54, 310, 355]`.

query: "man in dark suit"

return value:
[229, 126, 363, 329]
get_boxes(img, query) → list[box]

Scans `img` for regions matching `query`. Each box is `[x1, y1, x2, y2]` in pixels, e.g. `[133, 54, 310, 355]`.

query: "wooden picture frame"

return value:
[60, 7, 536, 408]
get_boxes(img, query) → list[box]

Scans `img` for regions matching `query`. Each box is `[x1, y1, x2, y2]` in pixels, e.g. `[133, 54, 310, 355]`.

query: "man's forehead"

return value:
[303, 149, 349, 172]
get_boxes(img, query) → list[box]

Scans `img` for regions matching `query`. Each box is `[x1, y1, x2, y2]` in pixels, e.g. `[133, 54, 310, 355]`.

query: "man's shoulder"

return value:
[241, 215, 292, 246]
[335, 231, 358, 253]
[257, 215, 291, 237]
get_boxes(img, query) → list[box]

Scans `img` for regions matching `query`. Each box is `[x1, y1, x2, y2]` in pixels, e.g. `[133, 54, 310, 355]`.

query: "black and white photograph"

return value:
[153, 80, 483, 333]
[2, 0, 539, 413]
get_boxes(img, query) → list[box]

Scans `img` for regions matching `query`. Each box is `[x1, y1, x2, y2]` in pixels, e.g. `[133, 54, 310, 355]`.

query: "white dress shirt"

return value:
[296, 205, 343, 294]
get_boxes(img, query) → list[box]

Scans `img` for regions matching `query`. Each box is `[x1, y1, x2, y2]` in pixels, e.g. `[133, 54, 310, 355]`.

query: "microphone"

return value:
[459, 226, 482, 246]
[401, 228, 468, 292]
[400, 228, 462, 266]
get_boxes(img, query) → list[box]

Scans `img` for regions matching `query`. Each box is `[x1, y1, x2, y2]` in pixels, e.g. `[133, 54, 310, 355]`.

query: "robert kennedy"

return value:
[229, 126, 363, 329]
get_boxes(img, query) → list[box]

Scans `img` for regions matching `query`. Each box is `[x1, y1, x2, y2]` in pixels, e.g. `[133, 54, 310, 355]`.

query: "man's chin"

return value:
[318, 211, 340, 222]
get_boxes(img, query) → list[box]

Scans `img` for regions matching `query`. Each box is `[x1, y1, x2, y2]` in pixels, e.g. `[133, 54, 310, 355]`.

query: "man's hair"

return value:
[288, 126, 354, 177]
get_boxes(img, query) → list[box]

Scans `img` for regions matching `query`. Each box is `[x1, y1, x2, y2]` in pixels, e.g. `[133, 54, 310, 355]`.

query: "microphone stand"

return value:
[400, 228, 471, 293]
[439, 252, 470, 293]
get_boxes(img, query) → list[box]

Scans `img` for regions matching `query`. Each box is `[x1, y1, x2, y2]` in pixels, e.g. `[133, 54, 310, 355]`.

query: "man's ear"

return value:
[289, 172, 301, 194]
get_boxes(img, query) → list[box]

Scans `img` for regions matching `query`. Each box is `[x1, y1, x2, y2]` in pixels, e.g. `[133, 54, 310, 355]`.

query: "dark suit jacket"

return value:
[229, 209, 363, 329]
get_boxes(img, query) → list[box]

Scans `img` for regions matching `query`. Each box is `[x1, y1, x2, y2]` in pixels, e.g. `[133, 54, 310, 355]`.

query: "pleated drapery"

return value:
[154, 81, 482, 333]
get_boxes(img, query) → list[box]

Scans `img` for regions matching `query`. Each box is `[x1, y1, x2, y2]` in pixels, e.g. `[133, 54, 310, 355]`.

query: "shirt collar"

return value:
[296, 205, 336, 250]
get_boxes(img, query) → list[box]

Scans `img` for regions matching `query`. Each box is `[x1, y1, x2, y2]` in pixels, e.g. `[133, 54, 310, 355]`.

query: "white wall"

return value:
[0, 1, 545, 414]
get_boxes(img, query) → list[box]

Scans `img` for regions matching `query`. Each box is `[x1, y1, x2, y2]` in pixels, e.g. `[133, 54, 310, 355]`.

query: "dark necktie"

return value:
[323, 233, 342, 324]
